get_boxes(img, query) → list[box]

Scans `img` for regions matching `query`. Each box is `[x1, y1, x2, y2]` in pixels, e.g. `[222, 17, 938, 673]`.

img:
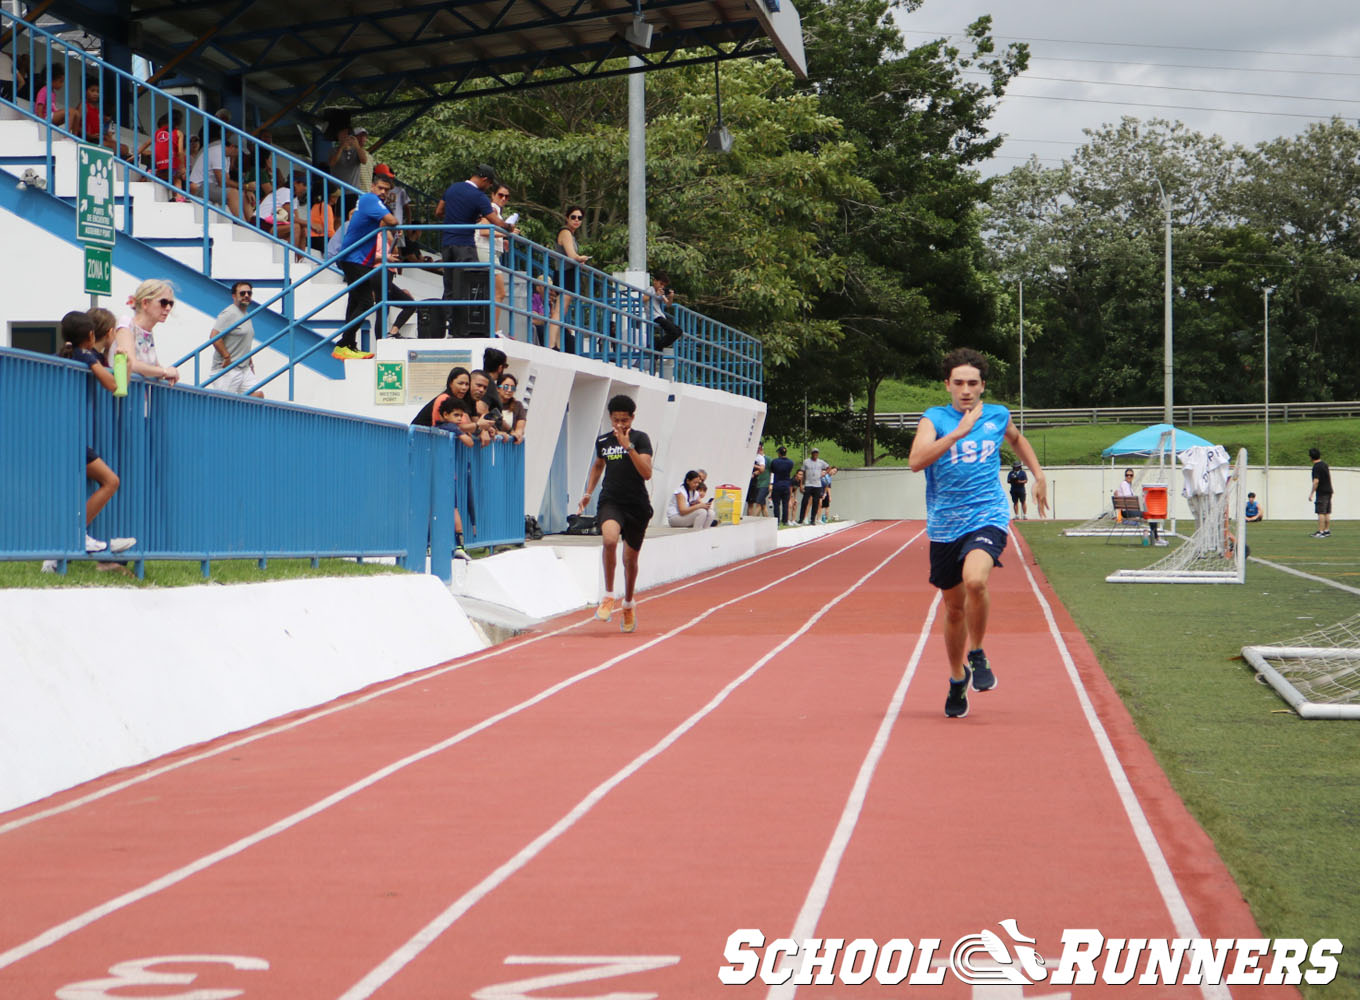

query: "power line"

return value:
[903, 28, 1360, 62]
[1032, 53, 1360, 80]
[994, 91, 1347, 121]
[963, 70, 1360, 105]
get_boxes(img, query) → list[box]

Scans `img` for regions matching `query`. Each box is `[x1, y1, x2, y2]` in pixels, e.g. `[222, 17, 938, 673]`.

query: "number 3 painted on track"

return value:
[55, 954, 269, 1000]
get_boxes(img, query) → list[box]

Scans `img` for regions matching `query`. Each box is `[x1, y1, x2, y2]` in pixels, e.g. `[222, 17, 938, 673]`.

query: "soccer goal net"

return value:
[1107, 447, 1246, 584]
[1064, 431, 1173, 537]
[1242, 615, 1360, 719]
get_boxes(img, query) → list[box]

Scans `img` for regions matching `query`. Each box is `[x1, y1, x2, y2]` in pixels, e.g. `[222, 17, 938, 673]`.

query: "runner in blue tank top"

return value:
[909, 348, 1050, 719]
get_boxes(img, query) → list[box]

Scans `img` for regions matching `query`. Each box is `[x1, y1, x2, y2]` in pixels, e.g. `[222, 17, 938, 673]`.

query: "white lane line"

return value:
[0, 523, 902, 971]
[1249, 555, 1360, 597]
[0, 524, 874, 836]
[1015, 540, 1232, 1000]
[337, 528, 928, 1000]
[765, 591, 941, 1000]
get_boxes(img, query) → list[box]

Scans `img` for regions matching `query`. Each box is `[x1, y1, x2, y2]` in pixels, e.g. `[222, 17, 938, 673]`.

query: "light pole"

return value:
[1154, 179, 1173, 424]
[1018, 279, 1024, 435]
[1263, 284, 1275, 512]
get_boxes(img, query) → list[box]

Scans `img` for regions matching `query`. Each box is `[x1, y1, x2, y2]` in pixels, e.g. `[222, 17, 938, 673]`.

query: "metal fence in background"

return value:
[0, 347, 524, 580]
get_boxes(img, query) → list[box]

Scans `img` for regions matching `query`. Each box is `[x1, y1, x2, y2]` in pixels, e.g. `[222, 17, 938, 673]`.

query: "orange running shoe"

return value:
[595, 596, 616, 622]
[620, 605, 636, 633]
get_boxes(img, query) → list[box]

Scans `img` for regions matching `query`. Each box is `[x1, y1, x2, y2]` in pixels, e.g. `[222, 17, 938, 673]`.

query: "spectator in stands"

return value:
[555, 206, 590, 349]
[87, 307, 116, 362]
[477, 183, 517, 334]
[791, 468, 804, 520]
[34, 65, 66, 125]
[333, 172, 404, 359]
[76, 79, 129, 157]
[411, 366, 476, 443]
[209, 281, 263, 397]
[374, 163, 411, 253]
[113, 279, 180, 384]
[354, 128, 374, 191]
[434, 165, 512, 338]
[241, 127, 280, 222]
[482, 346, 508, 384]
[649, 272, 683, 351]
[797, 448, 829, 524]
[468, 369, 503, 442]
[257, 184, 308, 258]
[188, 131, 241, 218]
[768, 445, 795, 525]
[141, 113, 186, 196]
[328, 125, 367, 216]
[530, 275, 560, 349]
[308, 187, 338, 255]
[1115, 467, 1163, 545]
[1245, 492, 1263, 523]
[1, 54, 30, 103]
[667, 470, 717, 530]
[55, 311, 136, 561]
[495, 372, 527, 443]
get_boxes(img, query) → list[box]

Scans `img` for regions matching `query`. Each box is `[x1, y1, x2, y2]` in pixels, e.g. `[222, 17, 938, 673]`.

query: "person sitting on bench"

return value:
[1115, 468, 1164, 544]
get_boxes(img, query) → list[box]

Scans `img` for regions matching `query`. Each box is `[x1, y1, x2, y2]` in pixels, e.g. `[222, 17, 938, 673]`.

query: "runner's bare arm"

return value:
[908, 404, 983, 473]
[579, 457, 606, 513]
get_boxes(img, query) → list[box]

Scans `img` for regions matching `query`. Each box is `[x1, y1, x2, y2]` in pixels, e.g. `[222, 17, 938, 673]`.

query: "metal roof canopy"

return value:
[41, 0, 804, 126]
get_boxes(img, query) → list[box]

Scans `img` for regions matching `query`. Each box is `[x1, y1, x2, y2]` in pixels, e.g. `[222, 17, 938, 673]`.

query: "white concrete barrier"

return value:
[0, 574, 483, 814]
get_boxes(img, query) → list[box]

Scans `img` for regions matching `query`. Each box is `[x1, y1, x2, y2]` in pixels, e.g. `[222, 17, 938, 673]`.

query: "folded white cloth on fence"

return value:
[1179, 444, 1231, 498]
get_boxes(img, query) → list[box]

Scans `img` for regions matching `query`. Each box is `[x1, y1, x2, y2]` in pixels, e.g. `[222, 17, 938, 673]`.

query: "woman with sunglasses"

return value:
[477, 185, 518, 332]
[1115, 466, 1163, 544]
[554, 206, 590, 351]
[495, 373, 527, 444]
[113, 279, 181, 384]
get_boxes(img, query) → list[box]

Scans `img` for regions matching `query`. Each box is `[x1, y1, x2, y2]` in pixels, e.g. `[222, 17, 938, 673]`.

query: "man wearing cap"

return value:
[374, 163, 411, 252]
[434, 165, 513, 337]
[797, 448, 830, 525]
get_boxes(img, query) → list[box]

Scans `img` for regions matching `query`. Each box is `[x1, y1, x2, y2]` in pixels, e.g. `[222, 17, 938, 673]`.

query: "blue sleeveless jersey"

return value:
[922, 402, 1013, 541]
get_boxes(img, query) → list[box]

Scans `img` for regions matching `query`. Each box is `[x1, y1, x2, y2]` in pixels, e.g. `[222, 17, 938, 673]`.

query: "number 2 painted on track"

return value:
[55, 954, 269, 1000]
[472, 955, 680, 999]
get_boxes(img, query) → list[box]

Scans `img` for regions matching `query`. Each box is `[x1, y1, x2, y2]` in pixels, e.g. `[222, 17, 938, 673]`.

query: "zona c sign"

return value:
[84, 245, 113, 297]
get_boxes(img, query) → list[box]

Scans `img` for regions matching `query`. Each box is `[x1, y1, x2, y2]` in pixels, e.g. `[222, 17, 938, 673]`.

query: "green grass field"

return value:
[0, 557, 402, 588]
[1019, 519, 1360, 998]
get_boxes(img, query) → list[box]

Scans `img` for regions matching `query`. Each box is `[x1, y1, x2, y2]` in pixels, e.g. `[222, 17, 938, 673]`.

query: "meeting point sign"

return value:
[719, 920, 1343, 988]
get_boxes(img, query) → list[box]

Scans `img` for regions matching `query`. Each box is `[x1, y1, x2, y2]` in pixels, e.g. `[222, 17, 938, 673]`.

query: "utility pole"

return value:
[1263, 284, 1274, 513]
[1155, 179, 1173, 424]
[1018, 279, 1025, 435]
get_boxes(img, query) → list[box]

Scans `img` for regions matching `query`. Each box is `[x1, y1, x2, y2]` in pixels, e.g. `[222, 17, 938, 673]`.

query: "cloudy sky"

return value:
[893, 0, 1360, 176]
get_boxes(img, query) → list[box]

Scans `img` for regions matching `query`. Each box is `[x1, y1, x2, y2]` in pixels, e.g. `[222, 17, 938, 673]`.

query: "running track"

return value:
[0, 522, 1296, 999]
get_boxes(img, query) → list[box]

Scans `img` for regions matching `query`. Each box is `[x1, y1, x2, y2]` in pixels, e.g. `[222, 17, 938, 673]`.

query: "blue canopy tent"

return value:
[1102, 423, 1213, 457]
[1101, 424, 1217, 532]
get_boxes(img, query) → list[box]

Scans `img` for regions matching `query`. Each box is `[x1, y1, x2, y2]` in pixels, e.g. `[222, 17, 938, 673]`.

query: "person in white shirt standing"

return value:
[209, 282, 263, 397]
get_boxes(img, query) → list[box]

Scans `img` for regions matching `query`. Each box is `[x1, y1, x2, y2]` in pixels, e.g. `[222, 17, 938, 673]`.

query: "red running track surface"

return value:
[0, 521, 1296, 999]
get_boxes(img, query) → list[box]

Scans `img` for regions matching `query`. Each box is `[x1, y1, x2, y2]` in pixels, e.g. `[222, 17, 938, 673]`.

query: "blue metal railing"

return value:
[0, 7, 764, 400]
[0, 348, 524, 579]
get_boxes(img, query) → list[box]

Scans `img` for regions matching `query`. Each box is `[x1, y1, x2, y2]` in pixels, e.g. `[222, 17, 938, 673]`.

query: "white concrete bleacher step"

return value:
[0, 116, 351, 336]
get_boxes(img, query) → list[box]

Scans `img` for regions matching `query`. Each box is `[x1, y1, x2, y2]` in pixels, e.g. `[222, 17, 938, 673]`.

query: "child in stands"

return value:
[53, 311, 136, 564]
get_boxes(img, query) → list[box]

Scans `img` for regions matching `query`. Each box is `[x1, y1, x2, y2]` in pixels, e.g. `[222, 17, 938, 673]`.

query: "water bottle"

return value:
[113, 353, 128, 397]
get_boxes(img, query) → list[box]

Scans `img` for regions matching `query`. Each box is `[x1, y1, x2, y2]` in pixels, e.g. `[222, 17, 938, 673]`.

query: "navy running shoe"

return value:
[945, 667, 971, 719]
[969, 649, 996, 692]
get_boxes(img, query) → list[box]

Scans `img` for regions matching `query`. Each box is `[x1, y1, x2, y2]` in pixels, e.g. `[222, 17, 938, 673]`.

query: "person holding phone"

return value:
[667, 470, 717, 530]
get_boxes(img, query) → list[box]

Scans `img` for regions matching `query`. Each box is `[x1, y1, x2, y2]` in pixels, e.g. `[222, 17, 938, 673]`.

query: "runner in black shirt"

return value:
[579, 395, 654, 632]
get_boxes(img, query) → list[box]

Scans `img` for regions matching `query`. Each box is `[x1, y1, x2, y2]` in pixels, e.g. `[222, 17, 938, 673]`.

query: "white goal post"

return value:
[1242, 622, 1360, 720]
[1107, 447, 1246, 584]
[1064, 430, 1173, 537]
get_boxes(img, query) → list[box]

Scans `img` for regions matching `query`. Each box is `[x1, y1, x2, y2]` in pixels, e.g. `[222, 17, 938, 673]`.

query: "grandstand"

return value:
[0, 0, 801, 561]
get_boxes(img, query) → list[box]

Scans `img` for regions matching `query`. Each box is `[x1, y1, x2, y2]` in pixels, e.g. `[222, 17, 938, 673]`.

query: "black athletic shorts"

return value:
[1315, 495, 1332, 515]
[928, 525, 1008, 591]
[597, 500, 651, 551]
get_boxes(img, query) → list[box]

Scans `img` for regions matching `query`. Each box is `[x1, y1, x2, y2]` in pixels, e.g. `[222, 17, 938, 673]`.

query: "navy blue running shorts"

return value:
[928, 525, 1009, 591]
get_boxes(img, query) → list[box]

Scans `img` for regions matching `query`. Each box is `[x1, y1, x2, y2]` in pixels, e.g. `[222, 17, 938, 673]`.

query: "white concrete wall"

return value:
[0, 574, 484, 814]
[832, 465, 1359, 523]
